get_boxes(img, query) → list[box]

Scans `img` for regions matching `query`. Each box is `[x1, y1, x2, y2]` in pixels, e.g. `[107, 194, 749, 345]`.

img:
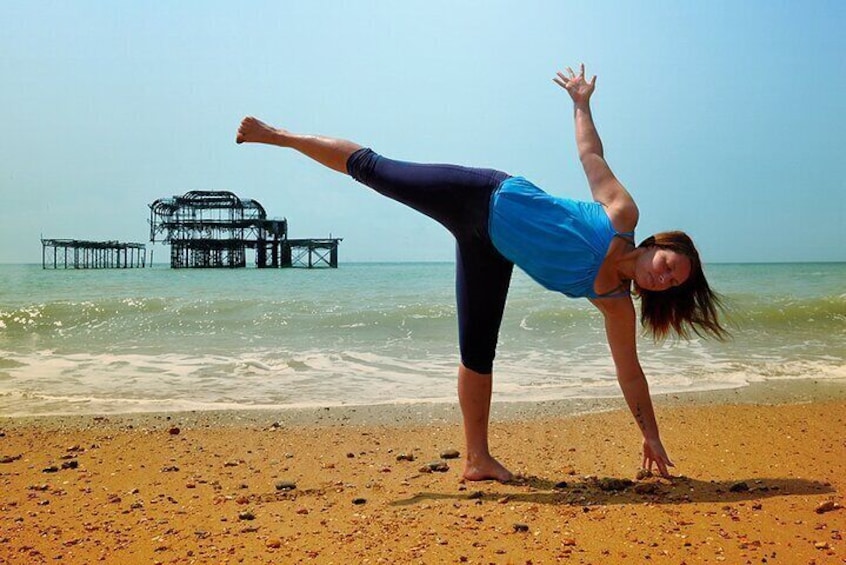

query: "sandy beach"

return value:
[1, 380, 844, 564]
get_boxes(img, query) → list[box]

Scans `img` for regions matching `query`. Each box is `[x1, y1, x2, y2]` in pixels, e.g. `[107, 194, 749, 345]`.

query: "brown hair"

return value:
[634, 231, 729, 341]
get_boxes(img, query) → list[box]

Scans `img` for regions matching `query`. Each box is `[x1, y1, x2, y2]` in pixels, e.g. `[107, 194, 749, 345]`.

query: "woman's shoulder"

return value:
[603, 199, 639, 234]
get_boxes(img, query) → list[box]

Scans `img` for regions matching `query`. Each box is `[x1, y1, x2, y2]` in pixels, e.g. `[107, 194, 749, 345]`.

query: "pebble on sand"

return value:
[440, 449, 460, 460]
[275, 481, 297, 491]
[513, 523, 529, 533]
[815, 500, 842, 514]
[419, 461, 449, 473]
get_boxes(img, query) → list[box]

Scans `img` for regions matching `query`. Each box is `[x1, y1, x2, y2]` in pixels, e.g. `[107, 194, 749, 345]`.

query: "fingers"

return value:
[566, 66, 575, 78]
[579, 63, 585, 77]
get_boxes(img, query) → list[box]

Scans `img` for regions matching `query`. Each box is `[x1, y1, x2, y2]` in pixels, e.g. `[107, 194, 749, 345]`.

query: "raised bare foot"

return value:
[463, 454, 514, 482]
[236, 116, 287, 145]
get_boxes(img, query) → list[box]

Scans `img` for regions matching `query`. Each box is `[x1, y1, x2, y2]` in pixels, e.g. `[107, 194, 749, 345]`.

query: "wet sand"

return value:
[1, 380, 844, 564]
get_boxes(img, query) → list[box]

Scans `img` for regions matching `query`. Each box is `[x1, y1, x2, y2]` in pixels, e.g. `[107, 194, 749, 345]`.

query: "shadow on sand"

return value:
[391, 475, 835, 507]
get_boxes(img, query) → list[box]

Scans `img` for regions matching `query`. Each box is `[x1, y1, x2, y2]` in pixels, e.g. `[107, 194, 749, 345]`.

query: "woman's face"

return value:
[635, 247, 692, 292]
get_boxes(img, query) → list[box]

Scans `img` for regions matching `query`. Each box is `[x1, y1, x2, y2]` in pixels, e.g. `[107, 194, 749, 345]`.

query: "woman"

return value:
[236, 64, 727, 482]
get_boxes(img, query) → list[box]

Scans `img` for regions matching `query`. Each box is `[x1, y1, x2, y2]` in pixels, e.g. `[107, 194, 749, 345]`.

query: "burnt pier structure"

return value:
[41, 239, 147, 269]
[149, 191, 341, 268]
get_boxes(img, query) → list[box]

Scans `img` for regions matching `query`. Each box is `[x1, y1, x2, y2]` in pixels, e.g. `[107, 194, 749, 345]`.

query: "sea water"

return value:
[0, 262, 843, 416]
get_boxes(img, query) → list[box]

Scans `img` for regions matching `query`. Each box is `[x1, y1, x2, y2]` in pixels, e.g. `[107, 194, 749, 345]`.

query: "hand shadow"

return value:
[391, 474, 835, 507]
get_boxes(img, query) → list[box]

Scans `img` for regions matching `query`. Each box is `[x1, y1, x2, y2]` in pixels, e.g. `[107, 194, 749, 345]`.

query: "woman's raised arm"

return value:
[554, 64, 638, 229]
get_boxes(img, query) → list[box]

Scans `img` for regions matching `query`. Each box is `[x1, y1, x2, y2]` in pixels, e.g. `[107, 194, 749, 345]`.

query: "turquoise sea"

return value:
[0, 262, 843, 417]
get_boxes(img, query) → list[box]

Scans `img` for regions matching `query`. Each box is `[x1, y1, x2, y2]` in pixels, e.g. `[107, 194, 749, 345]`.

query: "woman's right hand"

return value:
[642, 437, 675, 478]
[553, 63, 596, 105]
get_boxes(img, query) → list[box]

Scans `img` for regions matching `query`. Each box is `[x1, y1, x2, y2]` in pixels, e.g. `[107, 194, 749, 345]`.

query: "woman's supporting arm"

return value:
[592, 297, 675, 477]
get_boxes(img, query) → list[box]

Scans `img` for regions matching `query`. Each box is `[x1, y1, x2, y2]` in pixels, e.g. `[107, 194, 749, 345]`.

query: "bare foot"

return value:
[236, 116, 287, 145]
[463, 454, 514, 482]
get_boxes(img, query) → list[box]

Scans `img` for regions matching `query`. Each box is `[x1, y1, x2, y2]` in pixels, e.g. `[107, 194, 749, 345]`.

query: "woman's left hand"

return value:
[553, 63, 596, 104]
[642, 437, 675, 478]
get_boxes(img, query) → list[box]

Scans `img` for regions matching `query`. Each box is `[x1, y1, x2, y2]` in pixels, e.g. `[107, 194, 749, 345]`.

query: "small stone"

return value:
[419, 461, 449, 473]
[168, 427, 180, 435]
[636, 469, 653, 480]
[346, 452, 355, 458]
[468, 491, 484, 499]
[224, 460, 239, 467]
[266, 539, 282, 549]
[61, 460, 78, 470]
[352, 497, 367, 505]
[815, 500, 841, 514]
[235, 495, 249, 505]
[440, 449, 460, 460]
[562, 538, 577, 546]
[814, 541, 830, 550]
[553, 481, 569, 490]
[729, 482, 749, 493]
[275, 481, 296, 491]
[396, 453, 415, 462]
[296, 508, 308, 515]
[161, 465, 179, 472]
[42, 465, 59, 474]
[513, 523, 529, 533]
[238, 511, 255, 521]
[0, 454, 22, 464]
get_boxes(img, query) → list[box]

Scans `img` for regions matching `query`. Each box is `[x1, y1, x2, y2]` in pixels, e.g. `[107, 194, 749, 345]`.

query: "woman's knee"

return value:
[346, 147, 378, 180]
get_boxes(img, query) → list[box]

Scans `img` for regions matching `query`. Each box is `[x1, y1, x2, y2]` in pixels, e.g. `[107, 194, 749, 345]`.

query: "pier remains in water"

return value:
[148, 191, 341, 268]
[41, 239, 147, 269]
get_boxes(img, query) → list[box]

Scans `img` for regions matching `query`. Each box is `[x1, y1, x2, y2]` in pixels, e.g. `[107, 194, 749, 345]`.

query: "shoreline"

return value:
[4, 377, 845, 431]
[1, 378, 844, 563]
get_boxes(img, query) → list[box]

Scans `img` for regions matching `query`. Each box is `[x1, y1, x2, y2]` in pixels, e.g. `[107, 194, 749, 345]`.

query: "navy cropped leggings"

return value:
[347, 148, 513, 374]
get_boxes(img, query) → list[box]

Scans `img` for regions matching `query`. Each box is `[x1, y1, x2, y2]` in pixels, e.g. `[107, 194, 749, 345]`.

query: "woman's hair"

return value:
[634, 231, 729, 341]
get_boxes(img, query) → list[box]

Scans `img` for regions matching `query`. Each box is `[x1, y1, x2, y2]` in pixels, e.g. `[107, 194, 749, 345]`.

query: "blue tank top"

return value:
[488, 176, 633, 299]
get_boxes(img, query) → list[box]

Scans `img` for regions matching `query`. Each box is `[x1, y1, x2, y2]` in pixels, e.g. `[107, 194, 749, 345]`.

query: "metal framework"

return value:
[149, 190, 340, 268]
[41, 239, 147, 269]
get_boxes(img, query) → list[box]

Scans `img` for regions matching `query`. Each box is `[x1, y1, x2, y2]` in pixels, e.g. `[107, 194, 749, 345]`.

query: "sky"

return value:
[1, 1, 844, 264]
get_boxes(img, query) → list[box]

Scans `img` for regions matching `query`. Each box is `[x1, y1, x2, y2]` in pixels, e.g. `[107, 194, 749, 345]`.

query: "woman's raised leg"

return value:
[236, 116, 362, 175]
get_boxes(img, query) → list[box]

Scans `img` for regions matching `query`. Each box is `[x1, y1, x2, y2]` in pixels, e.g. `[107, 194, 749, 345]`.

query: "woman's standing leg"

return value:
[455, 240, 514, 482]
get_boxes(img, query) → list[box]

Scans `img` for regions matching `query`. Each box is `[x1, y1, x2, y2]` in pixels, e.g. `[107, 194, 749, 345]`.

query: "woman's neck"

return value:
[614, 245, 644, 282]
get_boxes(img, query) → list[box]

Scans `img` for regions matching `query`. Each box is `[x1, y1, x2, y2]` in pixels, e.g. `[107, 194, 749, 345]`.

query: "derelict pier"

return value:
[149, 191, 341, 269]
[41, 239, 147, 269]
